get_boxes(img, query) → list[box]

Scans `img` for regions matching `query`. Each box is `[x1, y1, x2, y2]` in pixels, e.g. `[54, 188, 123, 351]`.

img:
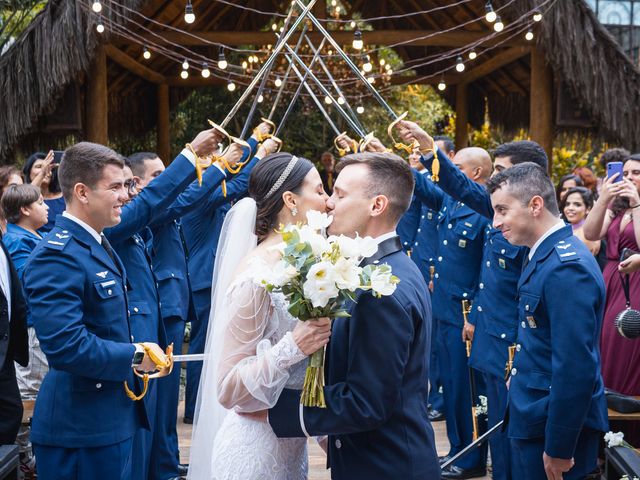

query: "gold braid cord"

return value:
[387, 112, 419, 156]
[124, 344, 174, 401]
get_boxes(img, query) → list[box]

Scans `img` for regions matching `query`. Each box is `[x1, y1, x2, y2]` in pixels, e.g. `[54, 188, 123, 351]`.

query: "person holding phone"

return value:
[22, 150, 65, 234]
[584, 153, 640, 442]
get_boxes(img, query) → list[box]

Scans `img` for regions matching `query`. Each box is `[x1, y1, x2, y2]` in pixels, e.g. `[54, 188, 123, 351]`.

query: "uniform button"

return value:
[414, 242, 419, 247]
[443, 240, 448, 245]
[501, 249, 506, 254]
[479, 283, 484, 289]
[438, 256, 443, 262]
[107, 289, 112, 295]
[525, 305, 530, 311]
[96, 383, 102, 389]
[463, 293, 468, 298]
[511, 368, 517, 376]
[417, 228, 421, 233]
[448, 224, 452, 229]
[500, 333, 506, 339]
[127, 310, 131, 317]
[521, 321, 526, 328]
[133, 307, 139, 313]
[477, 306, 482, 312]
[516, 344, 521, 352]
[335, 439, 342, 449]
[171, 273, 175, 277]
[463, 230, 468, 235]
[434, 273, 439, 279]
[404, 241, 408, 246]
[131, 336, 134, 342]
[486, 261, 491, 268]
[421, 215, 425, 219]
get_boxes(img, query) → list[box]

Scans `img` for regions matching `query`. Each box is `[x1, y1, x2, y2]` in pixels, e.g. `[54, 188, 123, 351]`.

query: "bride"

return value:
[188, 152, 332, 480]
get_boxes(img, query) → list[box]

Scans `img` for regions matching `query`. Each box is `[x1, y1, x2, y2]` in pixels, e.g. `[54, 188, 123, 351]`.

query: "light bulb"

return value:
[143, 47, 151, 60]
[180, 70, 189, 79]
[455, 57, 465, 72]
[380, 58, 386, 66]
[350, 21, 356, 28]
[201, 63, 210, 78]
[182, 59, 189, 70]
[184, 1, 195, 24]
[494, 17, 504, 32]
[248, 55, 254, 63]
[437, 79, 446, 91]
[363, 61, 372, 73]
[324, 96, 333, 104]
[257, 94, 264, 103]
[356, 105, 364, 114]
[485, 2, 497, 22]
[387, 68, 393, 74]
[469, 50, 477, 60]
[272, 23, 277, 31]
[352, 30, 363, 50]
[217, 51, 227, 70]
[385, 63, 391, 70]
[367, 76, 375, 84]
[274, 77, 282, 87]
[242, 61, 248, 70]
[525, 30, 534, 41]
[279, 26, 284, 33]
[331, 0, 337, 6]
[337, 96, 345, 105]
[533, 11, 542, 22]
[92, 1, 102, 13]
[227, 82, 236, 92]
[96, 21, 105, 33]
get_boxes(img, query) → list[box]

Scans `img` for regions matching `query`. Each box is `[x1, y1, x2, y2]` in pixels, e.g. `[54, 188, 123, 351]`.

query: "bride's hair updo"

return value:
[249, 152, 314, 239]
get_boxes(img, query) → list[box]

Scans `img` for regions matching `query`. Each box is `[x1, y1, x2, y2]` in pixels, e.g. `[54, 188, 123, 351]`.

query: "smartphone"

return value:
[620, 248, 640, 262]
[607, 161, 624, 183]
[52, 150, 64, 164]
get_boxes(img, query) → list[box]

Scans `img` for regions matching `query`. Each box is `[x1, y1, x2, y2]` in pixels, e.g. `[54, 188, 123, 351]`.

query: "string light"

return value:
[143, 47, 151, 59]
[182, 59, 189, 70]
[227, 81, 236, 91]
[485, 1, 497, 23]
[337, 96, 345, 105]
[363, 55, 373, 73]
[367, 76, 375, 84]
[96, 16, 105, 33]
[217, 48, 227, 70]
[352, 29, 363, 50]
[525, 29, 534, 41]
[274, 77, 283, 87]
[533, 10, 543, 22]
[271, 23, 277, 31]
[455, 56, 465, 72]
[241, 60, 248, 70]
[331, 0, 337, 6]
[437, 76, 446, 91]
[380, 58, 386, 66]
[356, 105, 365, 114]
[92, 1, 102, 13]
[180, 69, 189, 79]
[469, 50, 477, 60]
[184, 1, 195, 24]
[350, 21, 356, 28]
[201, 62, 210, 78]
[257, 94, 264, 103]
[494, 16, 504, 32]
[324, 96, 333, 104]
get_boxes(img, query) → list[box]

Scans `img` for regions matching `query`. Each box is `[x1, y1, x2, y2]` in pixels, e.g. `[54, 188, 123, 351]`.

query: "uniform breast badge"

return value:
[526, 315, 537, 328]
[498, 258, 506, 269]
[459, 239, 467, 248]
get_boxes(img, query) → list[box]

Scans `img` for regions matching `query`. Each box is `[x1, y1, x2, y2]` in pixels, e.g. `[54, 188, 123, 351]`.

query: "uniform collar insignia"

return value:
[96, 271, 108, 278]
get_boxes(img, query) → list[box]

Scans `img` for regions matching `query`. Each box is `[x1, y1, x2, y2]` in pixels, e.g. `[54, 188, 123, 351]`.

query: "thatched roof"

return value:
[1, 0, 639, 161]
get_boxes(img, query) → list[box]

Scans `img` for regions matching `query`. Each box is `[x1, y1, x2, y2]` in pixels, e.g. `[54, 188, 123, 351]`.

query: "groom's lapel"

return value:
[360, 235, 403, 267]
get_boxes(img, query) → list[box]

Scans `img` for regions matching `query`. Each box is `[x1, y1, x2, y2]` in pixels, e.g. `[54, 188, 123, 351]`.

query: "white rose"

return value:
[303, 261, 340, 308]
[269, 261, 299, 287]
[299, 225, 330, 256]
[333, 258, 362, 291]
[306, 210, 333, 231]
[356, 235, 378, 259]
[328, 235, 359, 259]
[369, 267, 397, 297]
[604, 431, 625, 448]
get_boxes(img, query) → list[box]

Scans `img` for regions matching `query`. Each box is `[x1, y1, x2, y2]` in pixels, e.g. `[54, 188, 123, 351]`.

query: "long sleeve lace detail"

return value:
[216, 278, 307, 413]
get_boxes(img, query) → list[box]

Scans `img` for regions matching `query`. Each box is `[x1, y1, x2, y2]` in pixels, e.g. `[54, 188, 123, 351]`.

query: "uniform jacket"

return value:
[0, 240, 28, 368]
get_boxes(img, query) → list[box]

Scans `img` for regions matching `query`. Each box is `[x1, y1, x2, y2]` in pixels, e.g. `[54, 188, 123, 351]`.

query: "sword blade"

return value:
[172, 354, 206, 362]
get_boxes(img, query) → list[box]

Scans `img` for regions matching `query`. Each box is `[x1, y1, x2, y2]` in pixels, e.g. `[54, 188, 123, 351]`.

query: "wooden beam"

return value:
[86, 45, 109, 144]
[133, 30, 527, 48]
[529, 47, 554, 166]
[460, 47, 531, 85]
[105, 45, 165, 84]
[455, 82, 468, 151]
[157, 84, 171, 164]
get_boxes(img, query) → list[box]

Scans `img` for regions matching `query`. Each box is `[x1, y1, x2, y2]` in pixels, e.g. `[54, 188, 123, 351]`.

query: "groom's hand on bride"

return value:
[292, 317, 332, 356]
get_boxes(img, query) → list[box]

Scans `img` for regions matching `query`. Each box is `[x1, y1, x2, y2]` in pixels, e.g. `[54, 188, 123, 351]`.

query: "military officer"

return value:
[486, 163, 608, 480]
[23, 142, 169, 480]
[412, 147, 492, 479]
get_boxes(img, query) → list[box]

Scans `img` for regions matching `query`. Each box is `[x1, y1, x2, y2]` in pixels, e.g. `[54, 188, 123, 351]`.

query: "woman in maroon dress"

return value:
[585, 154, 640, 441]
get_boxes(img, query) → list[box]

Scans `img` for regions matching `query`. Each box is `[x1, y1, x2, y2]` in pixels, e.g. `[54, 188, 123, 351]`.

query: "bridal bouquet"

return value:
[254, 210, 399, 408]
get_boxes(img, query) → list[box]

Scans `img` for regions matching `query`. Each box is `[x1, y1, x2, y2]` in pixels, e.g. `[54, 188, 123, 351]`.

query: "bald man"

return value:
[452, 148, 493, 184]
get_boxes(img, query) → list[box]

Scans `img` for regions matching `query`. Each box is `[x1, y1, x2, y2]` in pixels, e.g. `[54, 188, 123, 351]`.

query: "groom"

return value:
[268, 152, 440, 479]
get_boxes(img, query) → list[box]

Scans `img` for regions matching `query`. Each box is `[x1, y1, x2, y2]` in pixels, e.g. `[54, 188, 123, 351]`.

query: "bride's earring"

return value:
[291, 207, 298, 217]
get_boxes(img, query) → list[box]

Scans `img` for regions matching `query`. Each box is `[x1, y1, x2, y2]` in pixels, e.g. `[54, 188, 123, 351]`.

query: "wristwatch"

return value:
[132, 344, 144, 367]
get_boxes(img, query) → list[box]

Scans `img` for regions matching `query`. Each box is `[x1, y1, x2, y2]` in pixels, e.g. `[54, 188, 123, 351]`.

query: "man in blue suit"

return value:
[22, 142, 178, 480]
[268, 152, 439, 480]
[486, 163, 607, 480]
[181, 136, 278, 422]
[398, 119, 551, 480]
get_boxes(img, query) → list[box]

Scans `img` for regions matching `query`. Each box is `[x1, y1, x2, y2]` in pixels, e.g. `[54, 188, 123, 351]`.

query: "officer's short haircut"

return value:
[433, 135, 455, 155]
[2, 184, 41, 224]
[127, 152, 158, 177]
[486, 162, 559, 216]
[493, 140, 548, 172]
[336, 152, 415, 223]
[58, 142, 124, 203]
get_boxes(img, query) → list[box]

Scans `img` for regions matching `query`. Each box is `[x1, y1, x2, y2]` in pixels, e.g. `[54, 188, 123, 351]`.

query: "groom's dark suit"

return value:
[269, 236, 440, 480]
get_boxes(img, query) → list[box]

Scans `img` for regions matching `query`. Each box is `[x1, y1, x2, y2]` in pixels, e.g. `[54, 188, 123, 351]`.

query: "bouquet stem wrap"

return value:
[301, 346, 326, 407]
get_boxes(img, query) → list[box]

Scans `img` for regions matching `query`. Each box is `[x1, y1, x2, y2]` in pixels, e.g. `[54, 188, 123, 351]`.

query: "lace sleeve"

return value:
[216, 279, 307, 412]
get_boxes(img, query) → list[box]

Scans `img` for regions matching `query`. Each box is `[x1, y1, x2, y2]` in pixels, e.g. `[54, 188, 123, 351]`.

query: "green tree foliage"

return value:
[0, 0, 47, 55]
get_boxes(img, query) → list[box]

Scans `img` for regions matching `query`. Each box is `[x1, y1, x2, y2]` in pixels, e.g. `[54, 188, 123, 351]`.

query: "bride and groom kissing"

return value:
[188, 150, 440, 479]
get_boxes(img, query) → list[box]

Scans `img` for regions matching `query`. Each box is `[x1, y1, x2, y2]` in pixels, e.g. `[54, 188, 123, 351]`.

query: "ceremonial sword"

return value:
[440, 420, 504, 471]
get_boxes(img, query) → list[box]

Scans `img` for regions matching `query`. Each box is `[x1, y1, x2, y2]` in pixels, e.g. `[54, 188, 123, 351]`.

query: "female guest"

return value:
[0, 166, 24, 232]
[584, 154, 640, 441]
[555, 173, 583, 204]
[23, 151, 64, 234]
[574, 166, 599, 198]
[560, 187, 605, 268]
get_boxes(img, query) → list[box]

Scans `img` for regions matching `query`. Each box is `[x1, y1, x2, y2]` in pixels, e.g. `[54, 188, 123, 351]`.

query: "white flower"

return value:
[333, 257, 362, 291]
[329, 234, 378, 259]
[306, 210, 333, 231]
[369, 267, 397, 297]
[303, 261, 340, 308]
[269, 261, 299, 287]
[267, 241, 287, 256]
[355, 235, 378, 258]
[298, 225, 330, 256]
[604, 431, 625, 448]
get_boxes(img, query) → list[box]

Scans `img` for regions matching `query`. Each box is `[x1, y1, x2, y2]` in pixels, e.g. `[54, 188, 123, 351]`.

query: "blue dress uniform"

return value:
[24, 215, 142, 480]
[413, 169, 489, 472]
[147, 163, 226, 479]
[182, 138, 259, 419]
[104, 151, 199, 480]
[421, 148, 527, 480]
[509, 225, 608, 479]
[397, 194, 422, 253]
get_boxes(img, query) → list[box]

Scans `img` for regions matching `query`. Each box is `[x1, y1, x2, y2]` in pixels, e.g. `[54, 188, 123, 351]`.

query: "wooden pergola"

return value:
[1, 0, 639, 162]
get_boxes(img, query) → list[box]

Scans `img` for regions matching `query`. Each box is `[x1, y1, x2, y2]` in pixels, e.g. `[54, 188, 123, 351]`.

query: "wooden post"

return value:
[529, 48, 554, 169]
[85, 45, 108, 144]
[157, 84, 170, 164]
[455, 82, 468, 151]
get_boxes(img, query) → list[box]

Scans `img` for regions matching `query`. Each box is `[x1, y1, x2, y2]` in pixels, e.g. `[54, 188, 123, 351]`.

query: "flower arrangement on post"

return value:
[604, 431, 634, 450]
[254, 210, 399, 407]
